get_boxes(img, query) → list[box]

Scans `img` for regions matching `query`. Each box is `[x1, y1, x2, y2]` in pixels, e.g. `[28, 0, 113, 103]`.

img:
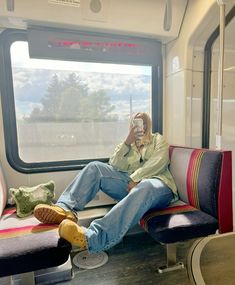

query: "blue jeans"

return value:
[57, 161, 173, 253]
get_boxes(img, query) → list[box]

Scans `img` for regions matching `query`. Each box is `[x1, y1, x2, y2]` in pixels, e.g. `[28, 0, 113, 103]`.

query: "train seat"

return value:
[0, 165, 72, 285]
[140, 146, 233, 273]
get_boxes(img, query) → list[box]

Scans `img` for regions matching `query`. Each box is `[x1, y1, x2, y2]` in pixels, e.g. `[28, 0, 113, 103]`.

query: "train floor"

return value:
[58, 232, 193, 285]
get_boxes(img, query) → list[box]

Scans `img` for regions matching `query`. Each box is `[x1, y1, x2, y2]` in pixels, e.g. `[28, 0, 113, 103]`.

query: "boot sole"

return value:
[34, 205, 74, 224]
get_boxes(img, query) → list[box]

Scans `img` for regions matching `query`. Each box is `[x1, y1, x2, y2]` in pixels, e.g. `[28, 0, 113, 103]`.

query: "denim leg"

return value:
[85, 179, 174, 253]
[57, 161, 130, 211]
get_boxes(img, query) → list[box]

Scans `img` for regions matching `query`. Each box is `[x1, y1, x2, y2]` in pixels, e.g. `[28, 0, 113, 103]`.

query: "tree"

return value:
[86, 90, 115, 121]
[27, 73, 116, 122]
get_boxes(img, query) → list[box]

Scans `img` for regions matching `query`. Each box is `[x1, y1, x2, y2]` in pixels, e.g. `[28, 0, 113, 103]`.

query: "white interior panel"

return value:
[0, 0, 188, 42]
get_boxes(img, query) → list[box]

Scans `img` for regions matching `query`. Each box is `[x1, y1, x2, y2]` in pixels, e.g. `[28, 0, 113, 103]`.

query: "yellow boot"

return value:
[34, 204, 77, 224]
[59, 219, 87, 249]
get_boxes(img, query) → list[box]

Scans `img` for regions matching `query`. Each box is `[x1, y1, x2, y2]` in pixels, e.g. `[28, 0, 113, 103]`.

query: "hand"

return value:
[125, 126, 137, 146]
[125, 126, 144, 146]
[127, 180, 139, 192]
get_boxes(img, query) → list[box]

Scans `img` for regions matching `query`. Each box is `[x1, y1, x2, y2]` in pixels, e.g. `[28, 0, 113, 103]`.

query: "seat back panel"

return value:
[170, 147, 222, 218]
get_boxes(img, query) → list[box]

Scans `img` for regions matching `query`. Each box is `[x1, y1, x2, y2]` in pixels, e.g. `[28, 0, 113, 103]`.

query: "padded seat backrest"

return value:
[169, 147, 222, 218]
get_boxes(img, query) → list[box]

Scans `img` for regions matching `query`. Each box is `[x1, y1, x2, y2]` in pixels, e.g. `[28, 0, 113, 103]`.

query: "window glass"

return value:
[11, 41, 152, 163]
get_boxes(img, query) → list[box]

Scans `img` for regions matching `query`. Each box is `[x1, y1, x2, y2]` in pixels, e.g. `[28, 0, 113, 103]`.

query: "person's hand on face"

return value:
[125, 125, 137, 146]
[125, 118, 145, 146]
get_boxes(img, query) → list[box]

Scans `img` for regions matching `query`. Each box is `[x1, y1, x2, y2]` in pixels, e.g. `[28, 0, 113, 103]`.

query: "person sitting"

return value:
[34, 112, 178, 253]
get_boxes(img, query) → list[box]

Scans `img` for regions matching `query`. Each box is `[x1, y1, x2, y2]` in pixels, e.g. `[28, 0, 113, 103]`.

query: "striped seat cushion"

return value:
[169, 147, 222, 218]
[140, 200, 218, 243]
[0, 208, 58, 239]
[0, 207, 71, 277]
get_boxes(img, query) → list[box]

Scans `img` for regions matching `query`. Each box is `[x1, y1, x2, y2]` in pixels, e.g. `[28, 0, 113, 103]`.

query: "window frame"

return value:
[202, 6, 235, 148]
[0, 28, 163, 173]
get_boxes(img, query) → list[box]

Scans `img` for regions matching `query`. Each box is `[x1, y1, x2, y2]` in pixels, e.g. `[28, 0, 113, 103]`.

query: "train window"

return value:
[0, 28, 162, 173]
[11, 41, 152, 163]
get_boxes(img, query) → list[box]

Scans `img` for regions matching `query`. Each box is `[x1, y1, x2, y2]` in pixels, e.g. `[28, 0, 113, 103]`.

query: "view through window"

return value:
[11, 41, 152, 163]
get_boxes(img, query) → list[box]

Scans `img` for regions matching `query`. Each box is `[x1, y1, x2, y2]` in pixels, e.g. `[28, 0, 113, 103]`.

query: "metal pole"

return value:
[216, 2, 226, 150]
